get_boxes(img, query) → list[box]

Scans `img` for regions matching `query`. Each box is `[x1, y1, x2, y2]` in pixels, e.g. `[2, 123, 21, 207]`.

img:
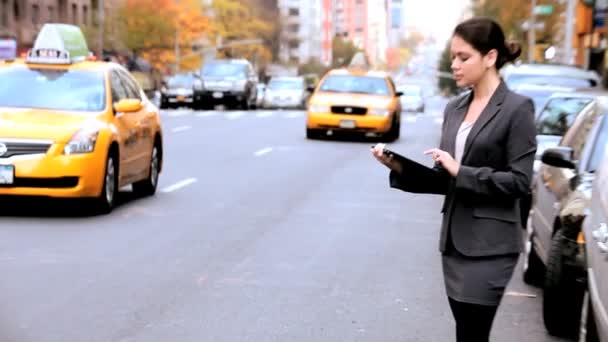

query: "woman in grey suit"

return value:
[372, 17, 536, 342]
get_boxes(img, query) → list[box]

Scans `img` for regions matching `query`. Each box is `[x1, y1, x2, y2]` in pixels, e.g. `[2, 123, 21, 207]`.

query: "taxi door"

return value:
[109, 69, 141, 183]
[116, 69, 155, 175]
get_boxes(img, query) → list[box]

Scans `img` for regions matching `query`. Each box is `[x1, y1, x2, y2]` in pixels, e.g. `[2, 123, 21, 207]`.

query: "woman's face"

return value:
[450, 35, 497, 88]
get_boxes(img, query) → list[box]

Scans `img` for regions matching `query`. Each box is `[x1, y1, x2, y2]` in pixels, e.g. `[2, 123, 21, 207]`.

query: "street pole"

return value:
[564, 0, 576, 64]
[97, 0, 104, 58]
[528, 0, 536, 62]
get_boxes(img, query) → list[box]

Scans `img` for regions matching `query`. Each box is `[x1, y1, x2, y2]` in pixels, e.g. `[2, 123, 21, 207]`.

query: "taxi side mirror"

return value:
[395, 91, 404, 97]
[114, 99, 143, 113]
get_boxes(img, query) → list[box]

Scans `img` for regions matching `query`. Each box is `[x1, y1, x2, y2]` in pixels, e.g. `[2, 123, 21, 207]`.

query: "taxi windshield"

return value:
[318, 75, 390, 96]
[0, 66, 106, 112]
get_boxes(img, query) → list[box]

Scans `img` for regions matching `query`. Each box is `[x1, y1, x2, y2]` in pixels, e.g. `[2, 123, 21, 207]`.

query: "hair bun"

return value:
[505, 41, 522, 61]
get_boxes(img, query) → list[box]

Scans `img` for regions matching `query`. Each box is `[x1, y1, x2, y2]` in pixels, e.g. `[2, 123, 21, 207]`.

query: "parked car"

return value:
[160, 73, 196, 109]
[256, 83, 266, 108]
[523, 96, 608, 337]
[579, 137, 608, 342]
[199, 59, 258, 110]
[263, 76, 307, 109]
[512, 83, 575, 118]
[397, 84, 425, 113]
[501, 63, 600, 89]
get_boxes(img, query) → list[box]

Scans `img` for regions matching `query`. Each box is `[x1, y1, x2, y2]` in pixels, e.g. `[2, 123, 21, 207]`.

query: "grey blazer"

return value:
[389, 81, 537, 257]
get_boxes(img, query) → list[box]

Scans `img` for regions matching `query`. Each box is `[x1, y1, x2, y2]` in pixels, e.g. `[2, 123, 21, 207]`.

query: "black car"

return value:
[523, 95, 608, 338]
[198, 59, 258, 109]
[160, 73, 197, 109]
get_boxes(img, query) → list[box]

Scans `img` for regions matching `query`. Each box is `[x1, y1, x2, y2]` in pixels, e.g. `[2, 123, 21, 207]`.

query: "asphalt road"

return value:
[0, 96, 573, 342]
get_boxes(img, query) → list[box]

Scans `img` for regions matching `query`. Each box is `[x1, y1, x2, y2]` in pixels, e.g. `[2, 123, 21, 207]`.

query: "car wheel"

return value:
[382, 115, 400, 142]
[543, 229, 586, 337]
[94, 153, 118, 214]
[133, 142, 161, 197]
[523, 216, 545, 286]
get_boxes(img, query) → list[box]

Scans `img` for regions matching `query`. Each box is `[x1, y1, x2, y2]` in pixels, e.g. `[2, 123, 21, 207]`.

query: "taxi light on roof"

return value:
[26, 23, 91, 65]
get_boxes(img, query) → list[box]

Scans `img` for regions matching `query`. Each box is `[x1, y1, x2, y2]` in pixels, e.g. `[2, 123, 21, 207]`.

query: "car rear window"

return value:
[318, 75, 390, 96]
[0, 66, 106, 112]
[536, 97, 593, 136]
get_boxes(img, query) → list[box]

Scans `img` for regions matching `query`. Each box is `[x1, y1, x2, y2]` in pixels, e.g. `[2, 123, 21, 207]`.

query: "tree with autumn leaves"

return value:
[103, 0, 275, 74]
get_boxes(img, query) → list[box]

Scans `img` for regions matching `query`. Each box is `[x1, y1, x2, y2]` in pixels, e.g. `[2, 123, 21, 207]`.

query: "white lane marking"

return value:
[434, 118, 444, 124]
[405, 116, 417, 123]
[226, 112, 245, 120]
[171, 125, 191, 133]
[256, 111, 274, 118]
[285, 112, 303, 118]
[196, 112, 219, 117]
[168, 110, 192, 117]
[254, 147, 273, 156]
[161, 178, 198, 193]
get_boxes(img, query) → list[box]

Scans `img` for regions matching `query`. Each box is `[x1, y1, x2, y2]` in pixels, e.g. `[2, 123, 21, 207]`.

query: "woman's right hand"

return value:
[371, 143, 403, 174]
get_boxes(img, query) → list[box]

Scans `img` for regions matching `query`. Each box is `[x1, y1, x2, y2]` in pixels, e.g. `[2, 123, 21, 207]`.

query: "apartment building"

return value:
[0, 0, 114, 54]
[278, 0, 324, 65]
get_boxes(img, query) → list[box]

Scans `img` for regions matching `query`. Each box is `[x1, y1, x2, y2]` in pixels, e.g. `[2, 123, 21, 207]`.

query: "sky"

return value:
[403, 0, 472, 45]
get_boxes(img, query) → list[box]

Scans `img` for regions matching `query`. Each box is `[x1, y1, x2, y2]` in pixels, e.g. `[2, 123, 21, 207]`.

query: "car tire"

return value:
[132, 142, 161, 197]
[306, 128, 322, 139]
[523, 216, 545, 286]
[383, 115, 400, 142]
[543, 229, 586, 338]
[93, 152, 118, 214]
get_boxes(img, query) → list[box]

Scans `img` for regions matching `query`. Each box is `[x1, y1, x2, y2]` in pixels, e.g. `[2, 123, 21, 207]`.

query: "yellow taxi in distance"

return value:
[0, 24, 163, 213]
[306, 61, 403, 141]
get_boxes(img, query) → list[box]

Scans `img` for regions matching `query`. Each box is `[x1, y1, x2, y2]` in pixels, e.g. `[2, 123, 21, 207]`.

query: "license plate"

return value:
[176, 95, 185, 101]
[213, 92, 224, 99]
[0, 164, 14, 185]
[339, 120, 356, 129]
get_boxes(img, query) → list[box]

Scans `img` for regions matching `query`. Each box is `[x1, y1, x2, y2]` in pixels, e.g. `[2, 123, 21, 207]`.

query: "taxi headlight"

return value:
[64, 128, 99, 155]
[309, 104, 330, 112]
[369, 108, 391, 116]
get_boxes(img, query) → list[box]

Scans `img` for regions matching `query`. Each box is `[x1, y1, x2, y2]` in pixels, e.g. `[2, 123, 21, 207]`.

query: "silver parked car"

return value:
[501, 63, 600, 89]
[397, 84, 425, 113]
[263, 76, 307, 109]
[579, 132, 608, 342]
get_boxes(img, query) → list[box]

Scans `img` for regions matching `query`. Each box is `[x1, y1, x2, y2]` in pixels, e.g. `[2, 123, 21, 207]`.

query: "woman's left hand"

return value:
[424, 148, 460, 177]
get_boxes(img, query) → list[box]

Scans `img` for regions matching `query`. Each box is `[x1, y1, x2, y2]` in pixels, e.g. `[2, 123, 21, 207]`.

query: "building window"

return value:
[48, 6, 55, 22]
[288, 8, 299, 16]
[288, 24, 299, 33]
[72, 3, 77, 24]
[32, 4, 40, 25]
[82, 5, 88, 25]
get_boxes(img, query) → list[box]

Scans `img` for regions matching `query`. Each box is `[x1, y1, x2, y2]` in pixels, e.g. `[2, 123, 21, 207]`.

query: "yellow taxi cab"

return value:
[0, 24, 163, 213]
[306, 53, 403, 141]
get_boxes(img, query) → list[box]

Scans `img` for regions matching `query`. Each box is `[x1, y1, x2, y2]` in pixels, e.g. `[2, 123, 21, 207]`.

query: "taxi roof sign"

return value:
[26, 23, 91, 64]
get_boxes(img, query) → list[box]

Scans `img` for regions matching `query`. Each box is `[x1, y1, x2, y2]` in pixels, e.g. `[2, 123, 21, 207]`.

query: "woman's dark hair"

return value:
[453, 17, 521, 70]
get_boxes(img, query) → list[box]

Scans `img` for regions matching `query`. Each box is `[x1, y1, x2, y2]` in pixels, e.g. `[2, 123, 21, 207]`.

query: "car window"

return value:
[167, 73, 194, 87]
[536, 97, 593, 136]
[117, 69, 142, 100]
[110, 70, 129, 103]
[588, 115, 608, 173]
[202, 63, 247, 78]
[0, 66, 106, 112]
[561, 104, 601, 162]
[268, 79, 304, 90]
[318, 75, 390, 95]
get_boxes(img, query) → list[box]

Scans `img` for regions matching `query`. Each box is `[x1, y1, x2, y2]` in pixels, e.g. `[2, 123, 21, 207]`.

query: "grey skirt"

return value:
[442, 243, 519, 306]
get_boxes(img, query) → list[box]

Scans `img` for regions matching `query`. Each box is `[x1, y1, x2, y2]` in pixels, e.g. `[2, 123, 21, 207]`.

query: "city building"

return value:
[0, 0, 118, 55]
[278, 0, 324, 65]
[333, 0, 389, 67]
